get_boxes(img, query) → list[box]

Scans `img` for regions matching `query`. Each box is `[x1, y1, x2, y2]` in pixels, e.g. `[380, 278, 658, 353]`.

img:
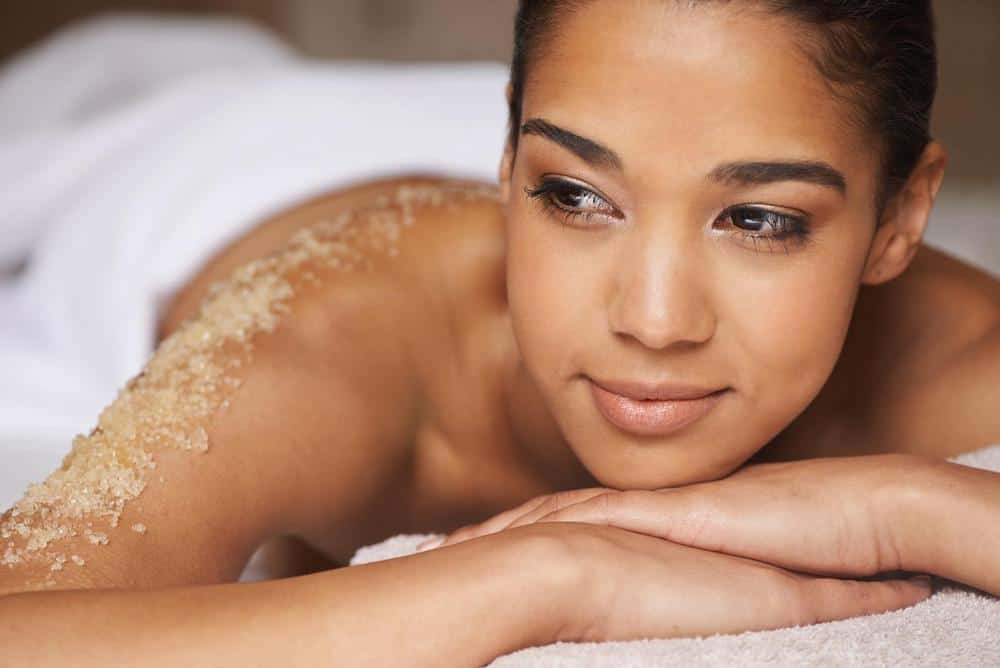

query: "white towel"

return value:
[350, 444, 1000, 667]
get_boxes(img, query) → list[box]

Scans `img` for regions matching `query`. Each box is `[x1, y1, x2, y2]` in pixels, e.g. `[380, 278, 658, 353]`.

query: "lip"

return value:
[588, 376, 729, 437]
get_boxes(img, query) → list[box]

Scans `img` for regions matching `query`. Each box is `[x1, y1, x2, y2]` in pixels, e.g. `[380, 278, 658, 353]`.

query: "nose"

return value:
[608, 228, 717, 351]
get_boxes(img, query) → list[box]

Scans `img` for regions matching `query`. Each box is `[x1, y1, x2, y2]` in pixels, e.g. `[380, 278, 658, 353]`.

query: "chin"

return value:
[571, 435, 754, 490]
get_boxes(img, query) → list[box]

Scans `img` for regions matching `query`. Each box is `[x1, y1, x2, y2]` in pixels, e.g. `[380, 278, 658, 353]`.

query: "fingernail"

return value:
[416, 537, 444, 553]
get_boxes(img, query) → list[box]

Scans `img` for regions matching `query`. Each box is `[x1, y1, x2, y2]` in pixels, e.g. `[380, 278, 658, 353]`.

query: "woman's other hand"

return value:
[426, 454, 942, 578]
[467, 522, 931, 644]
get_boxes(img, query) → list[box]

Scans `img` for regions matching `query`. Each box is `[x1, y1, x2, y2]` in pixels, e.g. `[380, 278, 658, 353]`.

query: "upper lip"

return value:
[589, 376, 727, 401]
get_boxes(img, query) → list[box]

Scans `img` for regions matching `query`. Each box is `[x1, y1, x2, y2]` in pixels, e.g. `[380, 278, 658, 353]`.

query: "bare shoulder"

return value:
[878, 245, 999, 458]
[158, 174, 506, 341]
[157, 173, 509, 435]
[153, 174, 509, 559]
[905, 245, 997, 332]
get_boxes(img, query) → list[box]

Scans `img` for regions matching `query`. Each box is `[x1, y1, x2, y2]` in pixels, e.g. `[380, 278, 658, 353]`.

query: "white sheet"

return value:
[0, 16, 509, 485]
[0, 12, 295, 271]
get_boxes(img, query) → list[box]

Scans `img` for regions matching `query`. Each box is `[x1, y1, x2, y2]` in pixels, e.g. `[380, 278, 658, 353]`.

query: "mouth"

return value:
[587, 376, 730, 438]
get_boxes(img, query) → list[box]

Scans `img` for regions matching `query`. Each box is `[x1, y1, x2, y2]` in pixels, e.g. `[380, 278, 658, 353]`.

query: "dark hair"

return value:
[507, 0, 937, 210]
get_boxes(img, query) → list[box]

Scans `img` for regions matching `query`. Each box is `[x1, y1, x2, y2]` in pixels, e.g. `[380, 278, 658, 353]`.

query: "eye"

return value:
[717, 205, 811, 252]
[524, 176, 622, 226]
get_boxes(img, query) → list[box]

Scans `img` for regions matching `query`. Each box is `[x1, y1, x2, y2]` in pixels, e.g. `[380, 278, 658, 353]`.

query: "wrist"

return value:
[880, 454, 957, 575]
[488, 525, 592, 647]
[327, 531, 582, 666]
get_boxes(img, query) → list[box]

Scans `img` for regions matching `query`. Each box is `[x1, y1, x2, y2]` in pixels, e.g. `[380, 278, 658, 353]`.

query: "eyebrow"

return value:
[520, 117, 847, 196]
[709, 160, 847, 195]
[521, 118, 623, 170]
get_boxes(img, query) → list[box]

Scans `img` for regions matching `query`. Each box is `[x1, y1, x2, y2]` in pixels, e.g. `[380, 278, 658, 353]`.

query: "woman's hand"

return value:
[478, 522, 931, 643]
[425, 454, 943, 578]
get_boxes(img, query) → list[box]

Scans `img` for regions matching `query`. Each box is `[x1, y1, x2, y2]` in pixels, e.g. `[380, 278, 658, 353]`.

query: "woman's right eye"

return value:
[524, 177, 621, 226]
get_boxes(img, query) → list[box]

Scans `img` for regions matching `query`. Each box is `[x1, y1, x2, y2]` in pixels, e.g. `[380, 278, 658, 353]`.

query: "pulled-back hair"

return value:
[507, 0, 937, 210]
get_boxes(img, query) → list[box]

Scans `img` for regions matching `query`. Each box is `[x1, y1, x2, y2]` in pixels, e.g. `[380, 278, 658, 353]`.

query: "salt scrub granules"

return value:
[0, 182, 500, 586]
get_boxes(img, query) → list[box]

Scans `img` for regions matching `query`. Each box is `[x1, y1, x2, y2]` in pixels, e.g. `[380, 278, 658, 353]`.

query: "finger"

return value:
[436, 497, 551, 548]
[534, 489, 723, 548]
[439, 487, 611, 549]
[797, 575, 932, 625]
[502, 487, 613, 531]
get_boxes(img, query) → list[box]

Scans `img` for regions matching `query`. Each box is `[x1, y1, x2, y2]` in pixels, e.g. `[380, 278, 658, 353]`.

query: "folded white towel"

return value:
[350, 444, 1000, 667]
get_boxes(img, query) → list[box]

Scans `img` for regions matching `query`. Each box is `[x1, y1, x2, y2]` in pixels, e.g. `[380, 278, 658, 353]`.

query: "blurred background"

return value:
[3, 1, 998, 186]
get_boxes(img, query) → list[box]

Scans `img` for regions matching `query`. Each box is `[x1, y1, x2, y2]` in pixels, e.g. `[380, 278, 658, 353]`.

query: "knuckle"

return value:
[589, 491, 618, 520]
[606, 490, 635, 508]
[550, 490, 581, 511]
[602, 489, 642, 512]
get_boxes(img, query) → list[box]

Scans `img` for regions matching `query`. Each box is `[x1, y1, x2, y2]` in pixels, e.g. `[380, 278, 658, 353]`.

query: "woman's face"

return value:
[502, 2, 884, 489]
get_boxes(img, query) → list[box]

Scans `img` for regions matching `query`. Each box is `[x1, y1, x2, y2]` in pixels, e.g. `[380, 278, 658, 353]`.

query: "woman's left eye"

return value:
[525, 177, 621, 226]
[717, 205, 810, 251]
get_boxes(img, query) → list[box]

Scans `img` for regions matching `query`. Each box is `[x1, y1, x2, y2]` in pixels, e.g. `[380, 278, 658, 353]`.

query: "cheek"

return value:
[722, 255, 861, 423]
[506, 211, 588, 384]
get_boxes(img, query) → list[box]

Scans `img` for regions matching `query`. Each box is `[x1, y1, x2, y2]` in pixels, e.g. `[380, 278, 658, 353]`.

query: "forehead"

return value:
[521, 1, 877, 191]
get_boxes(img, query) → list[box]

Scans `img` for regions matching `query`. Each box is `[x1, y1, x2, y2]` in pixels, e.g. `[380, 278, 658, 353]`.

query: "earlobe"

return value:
[861, 141, 948, 285]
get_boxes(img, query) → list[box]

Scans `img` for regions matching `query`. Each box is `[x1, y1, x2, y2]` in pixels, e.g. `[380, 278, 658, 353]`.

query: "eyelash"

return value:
[524, 177, 622, 226]
[524, 177, 811, 252]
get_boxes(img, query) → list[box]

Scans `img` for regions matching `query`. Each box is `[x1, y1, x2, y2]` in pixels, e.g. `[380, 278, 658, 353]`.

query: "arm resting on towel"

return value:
[895, 333, 1000, 596]
[0, 534, 569, 667]
[897, 457, 1000, 596]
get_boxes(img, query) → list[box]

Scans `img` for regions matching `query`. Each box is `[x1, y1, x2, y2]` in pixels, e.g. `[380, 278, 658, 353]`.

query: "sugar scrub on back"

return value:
[0, 182, 500, 586]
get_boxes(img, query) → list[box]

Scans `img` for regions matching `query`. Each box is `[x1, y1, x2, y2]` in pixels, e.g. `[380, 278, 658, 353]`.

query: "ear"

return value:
[861, 141, 948, 285]
[498, 82, 516, 203]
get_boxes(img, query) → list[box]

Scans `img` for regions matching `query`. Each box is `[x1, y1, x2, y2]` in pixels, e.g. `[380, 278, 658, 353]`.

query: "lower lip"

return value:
[589, 380, 728, 437]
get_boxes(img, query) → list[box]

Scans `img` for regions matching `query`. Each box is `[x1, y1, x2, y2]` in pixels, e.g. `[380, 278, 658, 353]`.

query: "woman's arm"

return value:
[895, 457, 1000, 595]
[436, 452, 1000, 597]
[0, 534, 566, 667]
[895, 329, 1000, 593]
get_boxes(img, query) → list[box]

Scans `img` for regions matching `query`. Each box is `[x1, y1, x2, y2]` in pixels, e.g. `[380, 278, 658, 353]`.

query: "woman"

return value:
[1, 1, 997, 665]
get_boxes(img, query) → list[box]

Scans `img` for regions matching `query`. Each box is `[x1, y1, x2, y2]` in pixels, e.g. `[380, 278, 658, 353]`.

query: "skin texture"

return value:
[498, 2, 972, 491]
[431, 1, 998, 596]
[433, 453, 1000, 597]
[1, 0, 998, 663]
